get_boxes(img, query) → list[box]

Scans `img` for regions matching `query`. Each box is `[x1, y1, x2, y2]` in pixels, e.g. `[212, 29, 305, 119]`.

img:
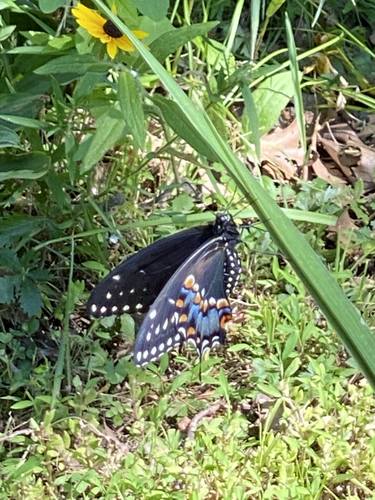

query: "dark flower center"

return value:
[103, 20, 123, 38]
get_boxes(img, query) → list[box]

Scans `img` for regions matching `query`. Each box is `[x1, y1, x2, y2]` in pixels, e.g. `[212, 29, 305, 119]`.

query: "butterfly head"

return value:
[214, 213, 240, 242]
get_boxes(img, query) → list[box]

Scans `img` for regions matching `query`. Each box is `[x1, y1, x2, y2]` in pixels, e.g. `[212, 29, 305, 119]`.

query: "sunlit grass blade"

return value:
[92, 0, 375, 389]
[285, 12, 307, 157]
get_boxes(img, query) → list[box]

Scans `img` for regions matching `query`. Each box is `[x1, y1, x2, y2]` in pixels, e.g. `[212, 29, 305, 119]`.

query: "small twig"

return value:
[0, 428, 33, 443]
[187, 400, 226, 440]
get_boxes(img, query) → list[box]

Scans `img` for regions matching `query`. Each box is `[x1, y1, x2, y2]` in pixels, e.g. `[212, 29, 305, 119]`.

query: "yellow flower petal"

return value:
[72, 3, 105, 26]
[99, 35, 111, 43]
[106, 39, 118, 59]
[115, 36, 135, 52]
[132, 30, 148, 40]
[76, 19, 106, 39]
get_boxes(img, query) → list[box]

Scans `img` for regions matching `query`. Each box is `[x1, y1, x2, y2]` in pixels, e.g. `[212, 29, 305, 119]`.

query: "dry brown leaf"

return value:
[260, 120, 305, 180]
[329, 209, 358, 246]
[319, 122, 375, 190]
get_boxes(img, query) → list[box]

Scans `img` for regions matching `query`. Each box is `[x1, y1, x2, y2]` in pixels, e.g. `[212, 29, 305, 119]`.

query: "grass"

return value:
[1, 0, 375, 497]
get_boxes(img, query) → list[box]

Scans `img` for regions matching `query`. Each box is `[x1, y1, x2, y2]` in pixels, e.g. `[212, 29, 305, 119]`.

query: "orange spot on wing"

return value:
[187, 326, 196, 336]
[176, 298, 184, 308]
[183, 275, 195, 289]
[220, 314, 232, 328]
[179, 314, 188, 323]
[217, 298, 229, 309]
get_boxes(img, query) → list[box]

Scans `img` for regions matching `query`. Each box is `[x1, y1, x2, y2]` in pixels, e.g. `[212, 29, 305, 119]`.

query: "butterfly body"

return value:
[87, 213, 241, 366]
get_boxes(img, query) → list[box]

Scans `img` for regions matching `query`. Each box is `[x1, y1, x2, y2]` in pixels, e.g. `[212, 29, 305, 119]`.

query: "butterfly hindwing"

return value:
[87, 225, 215, 317]
[134, 237, 236, 366]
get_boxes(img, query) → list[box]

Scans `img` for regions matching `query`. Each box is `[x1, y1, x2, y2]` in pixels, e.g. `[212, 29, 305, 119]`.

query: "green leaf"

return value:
[0, 276, 16, 303]
[0, 114, 46, 129]
[120, 314, 135, 338]
[135, 22, 218, 70]
[0, 93, 43, 129]
[252, 70, 298, 136]
[38, 0, 66, 13]
[284, 357, 301, 378]
[80, 109, 126, 174]
[10, 456, 43, 479]
[0, 24, 15, 41]
[10, 400, 34, 409]
[133, 0, 168, 20]
[257, 383, 282, 398]
[19, 279, 43, 316]
[118, 70, 146, 150]
[152, 95, 219, 161]
[34, 53, 110, 75]
[0, 215, 48, 246]
[0, 125, 20, 148]
[73, 72, 107, 100]
[0, 152, 50, 181]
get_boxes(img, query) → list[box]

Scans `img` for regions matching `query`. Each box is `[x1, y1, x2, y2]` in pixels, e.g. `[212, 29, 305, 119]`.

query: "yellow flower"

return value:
[72, 3, 148, 59]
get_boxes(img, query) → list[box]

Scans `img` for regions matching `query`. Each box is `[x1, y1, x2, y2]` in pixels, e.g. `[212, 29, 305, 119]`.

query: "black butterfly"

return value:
[87, 213, 241, 366]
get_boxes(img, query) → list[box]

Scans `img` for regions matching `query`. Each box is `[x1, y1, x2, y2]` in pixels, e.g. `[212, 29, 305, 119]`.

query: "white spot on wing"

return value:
[106, 292, 112, 300]
[135, 303, 143, 310]
[123, 305, 129, 312]
[136, 352, 142, 362]
[100, 306, 107, 314]
[143, 350, 148, 359]
[112, 274, 120, 281]
[91, 304, 97, 313]
[158, 342, 165, 352]
[163, 318, 168, 330]
[146, 331, 151, 342]
[111, 306, 118, 312]
[149, 309, 157, 319]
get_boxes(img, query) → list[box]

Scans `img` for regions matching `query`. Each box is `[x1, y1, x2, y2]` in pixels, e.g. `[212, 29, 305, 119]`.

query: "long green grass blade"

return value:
[285, 13, 307, 157]
[92, 0, 375, 388]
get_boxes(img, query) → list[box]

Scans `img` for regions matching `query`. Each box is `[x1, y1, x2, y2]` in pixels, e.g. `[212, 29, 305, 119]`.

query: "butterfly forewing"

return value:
[87, 225, 215, 317]
[134, 237, 237, 366]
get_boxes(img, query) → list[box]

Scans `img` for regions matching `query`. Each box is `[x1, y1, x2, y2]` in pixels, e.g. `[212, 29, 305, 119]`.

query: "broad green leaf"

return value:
[73, 72, 107, 100]
[38, 0, 65, 13]
[34, 53, 110, 75]
[20, 279, 43, 316]
[0, 125, 20, 148]
[0, 114, 46, 129]
[0, 93, 43, 128]
[0, 152, 50, 180]
[118, 70, 146, 150]
[80, 109, 126, 174]
[257, 382, 282, 398]
[252, 70, 299, 136]
[133, 0, 168, 21]
[93, 0, 375, 388]
[0, 24, 15, 41]
[152, 95, 219, 161]
[136, 22, 218, 70]
[0, 215, 48, 246]
[9, 456, 43, 478]
[10, 400, 34, 409]
[0, 276, 16, 303]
